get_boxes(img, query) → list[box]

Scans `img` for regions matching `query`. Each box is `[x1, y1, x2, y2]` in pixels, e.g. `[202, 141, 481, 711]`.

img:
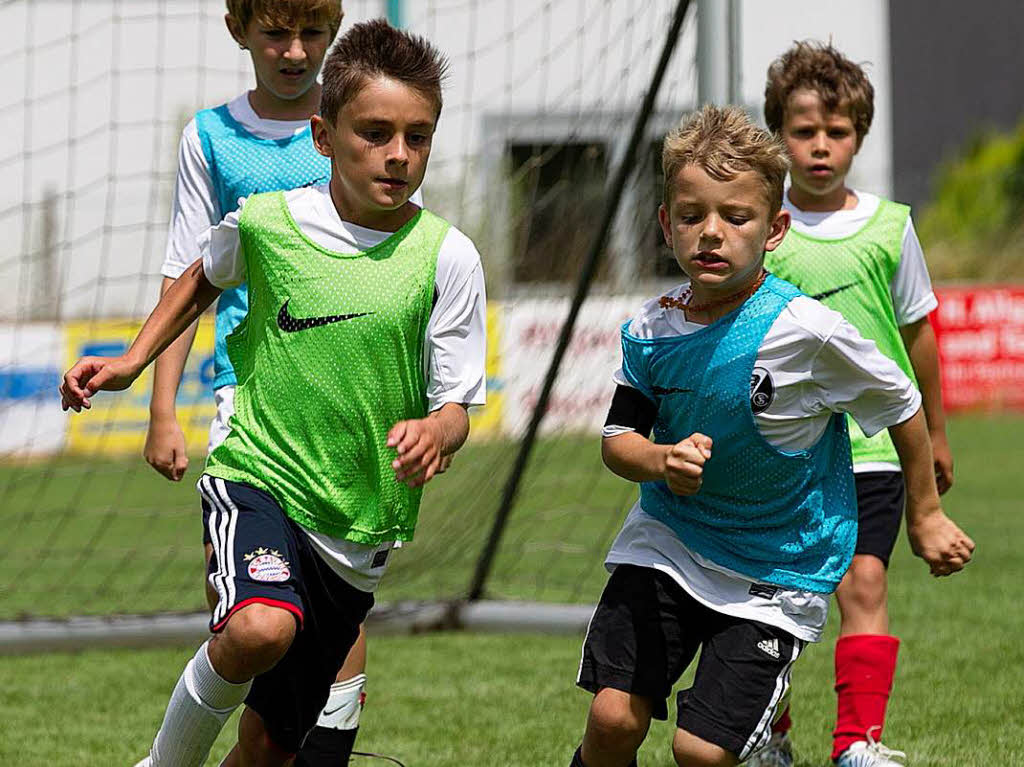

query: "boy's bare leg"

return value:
[836, 554, 889, 635]
[138, 604, 295, 767]
[672, 728, 738, 767]
[219, 707, 296, 767]
[578, 688, 652, 767]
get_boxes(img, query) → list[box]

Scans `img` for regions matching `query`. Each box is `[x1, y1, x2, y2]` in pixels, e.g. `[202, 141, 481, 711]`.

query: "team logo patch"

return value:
[750, 367, 775, 414]
[244, 547, 291, 582]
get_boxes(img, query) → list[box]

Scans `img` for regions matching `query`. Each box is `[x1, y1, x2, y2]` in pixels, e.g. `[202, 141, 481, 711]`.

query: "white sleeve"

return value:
[162, 120, 220, 279]
[425, 228, 487, 411]
[890, 216, 938, 326]
[810, 316, 921, 437]
[199, 204, 246, 289]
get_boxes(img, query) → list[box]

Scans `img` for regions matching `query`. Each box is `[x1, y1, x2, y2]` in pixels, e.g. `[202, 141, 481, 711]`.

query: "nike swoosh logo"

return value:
[810, 282, 859, 301]
[277, 300, 373, 332]
[652, 386, 694, 396]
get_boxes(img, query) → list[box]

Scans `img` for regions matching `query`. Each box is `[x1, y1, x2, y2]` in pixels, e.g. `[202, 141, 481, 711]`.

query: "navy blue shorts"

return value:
[198, 475, 374, 753]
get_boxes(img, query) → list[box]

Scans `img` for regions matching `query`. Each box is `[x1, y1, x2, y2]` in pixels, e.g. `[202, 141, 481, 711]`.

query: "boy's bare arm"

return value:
[145, 276, 202, 481]
[60, 260, 221, 411]
[388, 402, 470, 488]
[900, 317, 953, 493]
[602, 431, 712, 496]
[888, 407, 974, 576]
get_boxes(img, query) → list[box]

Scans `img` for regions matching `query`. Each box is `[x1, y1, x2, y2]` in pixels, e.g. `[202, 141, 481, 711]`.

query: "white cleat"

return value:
[836, 727, 907, 767]
[744, 732, 793, 767]
[132, 759, 153, 767]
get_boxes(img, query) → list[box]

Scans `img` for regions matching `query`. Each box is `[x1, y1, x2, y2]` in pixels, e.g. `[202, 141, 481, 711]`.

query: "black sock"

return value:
[571, 746, 638, 767]
[295, 726, 358, 767]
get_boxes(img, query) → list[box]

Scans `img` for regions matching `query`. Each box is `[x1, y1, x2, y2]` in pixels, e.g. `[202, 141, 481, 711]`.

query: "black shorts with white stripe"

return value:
[198, 475, 374, 753]
[577, 565, 804, 761]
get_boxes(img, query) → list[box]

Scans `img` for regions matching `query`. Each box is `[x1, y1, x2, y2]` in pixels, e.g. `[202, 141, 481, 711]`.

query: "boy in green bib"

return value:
[748, 42, 954, 767]
[60, 20, 485, 767]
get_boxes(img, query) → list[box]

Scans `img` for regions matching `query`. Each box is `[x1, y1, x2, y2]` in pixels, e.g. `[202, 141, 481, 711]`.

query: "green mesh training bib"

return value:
[765, 198, 914, 466]
[205, 191, 446, 544]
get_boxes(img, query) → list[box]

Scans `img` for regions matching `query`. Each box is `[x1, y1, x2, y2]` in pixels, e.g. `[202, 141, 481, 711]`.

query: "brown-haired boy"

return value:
[568, 105, 971, 767]
[144, 3, 430, 764]
[750, 41, 956, 767]
[66, 19, 485, 766]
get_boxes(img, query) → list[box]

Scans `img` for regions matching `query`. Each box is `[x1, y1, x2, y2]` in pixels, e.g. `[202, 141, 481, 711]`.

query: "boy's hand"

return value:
[388, 417, 446, 488]
[144, 416, 189, 481]
[663, 433, 712, 496]
[60, 356, 142, 412]
[906, 508, 975, 577]
[931, 430, 954, 495]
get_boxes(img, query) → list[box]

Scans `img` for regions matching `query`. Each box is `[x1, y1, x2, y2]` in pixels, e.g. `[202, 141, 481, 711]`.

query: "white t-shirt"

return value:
[200, 184, 486, 592]
[162, 92, 423, 279]
[603, 286, 921, 641]
[783, 189, 935, 474]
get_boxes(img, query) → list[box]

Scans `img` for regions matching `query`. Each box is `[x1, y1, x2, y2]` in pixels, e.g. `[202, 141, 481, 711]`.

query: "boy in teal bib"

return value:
[753, 42, 957, 767]
[61, 21, 486, 767]
[566, 106, 972, 767]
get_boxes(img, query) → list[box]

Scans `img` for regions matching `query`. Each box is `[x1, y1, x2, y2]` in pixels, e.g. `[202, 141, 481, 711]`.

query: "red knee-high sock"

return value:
[771, 705, 791, 735]
[832, 634, 900, 761]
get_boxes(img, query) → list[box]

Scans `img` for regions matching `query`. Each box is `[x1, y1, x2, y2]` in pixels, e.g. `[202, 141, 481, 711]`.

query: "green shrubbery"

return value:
[920, 120, 1024, 280]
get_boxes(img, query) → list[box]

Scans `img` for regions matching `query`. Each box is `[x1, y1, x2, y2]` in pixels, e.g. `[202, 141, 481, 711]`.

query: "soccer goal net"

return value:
[0, 0, 699, 640]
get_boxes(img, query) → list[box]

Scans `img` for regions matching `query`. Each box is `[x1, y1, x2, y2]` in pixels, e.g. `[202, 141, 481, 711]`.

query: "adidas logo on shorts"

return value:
[757, 638, 781, 659]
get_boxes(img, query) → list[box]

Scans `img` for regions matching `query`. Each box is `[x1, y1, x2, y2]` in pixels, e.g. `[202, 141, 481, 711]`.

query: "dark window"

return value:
[507, 142, 608, 283]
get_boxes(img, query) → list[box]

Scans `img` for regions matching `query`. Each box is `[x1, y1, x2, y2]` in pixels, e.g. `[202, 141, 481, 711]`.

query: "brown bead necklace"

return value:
[658, 269, 767, 314]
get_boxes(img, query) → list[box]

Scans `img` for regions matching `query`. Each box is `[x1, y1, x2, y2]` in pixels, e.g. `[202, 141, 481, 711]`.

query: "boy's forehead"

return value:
[341, 76, 438, 123]
[670, 164, 769, 207]
[785, 88, 854, 123]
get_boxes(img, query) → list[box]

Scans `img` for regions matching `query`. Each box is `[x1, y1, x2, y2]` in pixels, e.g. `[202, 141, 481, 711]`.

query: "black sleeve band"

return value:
[604, 384, 657, 439]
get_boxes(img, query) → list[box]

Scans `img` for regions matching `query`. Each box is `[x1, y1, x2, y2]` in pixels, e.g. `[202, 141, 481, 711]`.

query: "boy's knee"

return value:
[218, 603, 297, 671]
[672, 729, 737, 767]
[586, 688, 651, 749]
[842, 555, 889, 610]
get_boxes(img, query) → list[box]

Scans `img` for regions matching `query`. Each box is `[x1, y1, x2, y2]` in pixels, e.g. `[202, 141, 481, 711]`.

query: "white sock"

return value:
[146, 641, 252, 766]
[315, 673, 366, 730]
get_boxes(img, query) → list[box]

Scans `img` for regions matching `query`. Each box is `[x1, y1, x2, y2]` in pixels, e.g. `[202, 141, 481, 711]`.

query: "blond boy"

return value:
[568, 106, 971, 767]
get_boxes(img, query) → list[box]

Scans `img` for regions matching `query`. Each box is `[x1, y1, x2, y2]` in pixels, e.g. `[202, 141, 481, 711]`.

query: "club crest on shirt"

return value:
[244, 547, 291, 582]
[750, 367, 775, 414]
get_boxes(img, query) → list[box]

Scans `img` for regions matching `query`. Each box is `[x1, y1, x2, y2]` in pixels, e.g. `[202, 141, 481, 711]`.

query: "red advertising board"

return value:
[932, 286, 1024, 411]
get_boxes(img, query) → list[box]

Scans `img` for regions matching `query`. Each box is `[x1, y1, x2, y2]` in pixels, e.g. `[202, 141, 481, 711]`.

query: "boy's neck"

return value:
[247, 83, 322, 122]
[328, 177, 419, 233]
[786, 184, 858, 213]
[676, 269, 767, 325]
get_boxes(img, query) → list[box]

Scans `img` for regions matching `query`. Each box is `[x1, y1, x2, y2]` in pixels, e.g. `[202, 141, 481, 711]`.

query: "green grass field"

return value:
[1, 415, 1023, 765]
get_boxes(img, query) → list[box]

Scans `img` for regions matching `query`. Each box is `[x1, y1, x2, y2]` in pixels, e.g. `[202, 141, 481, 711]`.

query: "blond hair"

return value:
[764, 41, 874, 145]
[226, 0, 344, 39]
[662, 105, 789, 215]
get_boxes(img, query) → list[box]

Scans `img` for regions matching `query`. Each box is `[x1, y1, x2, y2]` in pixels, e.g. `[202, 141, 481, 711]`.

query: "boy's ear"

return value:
[311, 115, 333, 158]
[764, 208, 791, 253]
[225, 14, 246, 49]
[658, 203, 673, 248]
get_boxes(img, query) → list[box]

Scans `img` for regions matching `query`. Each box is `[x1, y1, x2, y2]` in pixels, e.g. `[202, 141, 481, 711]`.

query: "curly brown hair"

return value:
[764, 41, 874, 146]
[320, 19, 449, 124]
[663, 105, 790, 216]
